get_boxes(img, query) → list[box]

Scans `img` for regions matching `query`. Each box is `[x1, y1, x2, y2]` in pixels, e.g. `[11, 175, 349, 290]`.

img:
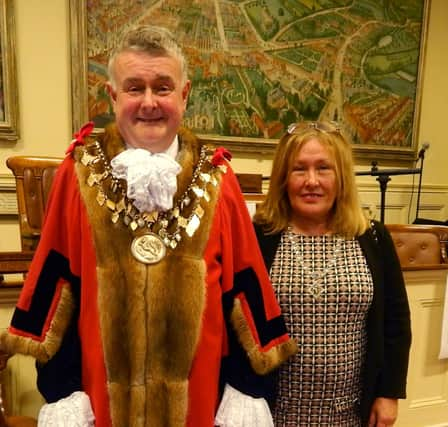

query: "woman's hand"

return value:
[368, 397, 398, 426]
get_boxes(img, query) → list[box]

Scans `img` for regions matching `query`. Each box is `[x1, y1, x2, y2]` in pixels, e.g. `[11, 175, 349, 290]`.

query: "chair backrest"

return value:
[386, 223, 448, 268]
[6, 156, 62, 252]
[235, 173, 263, 194]
[0, 156, 52, 426]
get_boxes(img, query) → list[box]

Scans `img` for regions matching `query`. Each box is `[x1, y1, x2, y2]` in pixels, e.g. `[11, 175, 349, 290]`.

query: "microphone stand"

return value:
[415, 151, 426, 223]
[356, 162, 421, 223]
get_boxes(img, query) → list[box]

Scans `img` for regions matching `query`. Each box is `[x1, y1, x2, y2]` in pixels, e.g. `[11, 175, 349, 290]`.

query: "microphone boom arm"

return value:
[355, 166, 422, 223]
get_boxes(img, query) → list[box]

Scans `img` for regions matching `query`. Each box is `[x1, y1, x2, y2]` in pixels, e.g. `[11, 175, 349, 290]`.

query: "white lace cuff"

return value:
[38, 391, 95, 426]
[215, 383, 274, 427]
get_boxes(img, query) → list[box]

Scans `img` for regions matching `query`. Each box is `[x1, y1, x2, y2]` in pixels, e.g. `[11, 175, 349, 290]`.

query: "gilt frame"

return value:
[0, 1, 19, 141]
[69, 0, 430, 163]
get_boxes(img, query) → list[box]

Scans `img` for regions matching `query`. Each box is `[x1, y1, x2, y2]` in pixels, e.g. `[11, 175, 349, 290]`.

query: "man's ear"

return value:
[106, 81, 117, 104]
[182, 80, 191, 106]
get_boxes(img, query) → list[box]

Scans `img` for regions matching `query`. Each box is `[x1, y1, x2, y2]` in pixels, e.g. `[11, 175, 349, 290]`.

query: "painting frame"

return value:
[0, 0, 19, 141]
[69, 0, 430, 164]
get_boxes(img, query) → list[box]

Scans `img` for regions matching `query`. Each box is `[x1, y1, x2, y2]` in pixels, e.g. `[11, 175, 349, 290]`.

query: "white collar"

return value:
[164, 135, 179, 159]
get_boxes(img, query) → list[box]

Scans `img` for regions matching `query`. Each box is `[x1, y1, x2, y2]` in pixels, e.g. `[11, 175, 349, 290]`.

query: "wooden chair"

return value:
[0, 413, 37, 427]
[0, 156, 62, 286]
[0, 156, 61, 426]
[0, 252, 33, 288]
[235, 173, 262, 194]
[6, 156, 62, 252]
[0, 253, 37, 426]
[386, 223, 448, 269]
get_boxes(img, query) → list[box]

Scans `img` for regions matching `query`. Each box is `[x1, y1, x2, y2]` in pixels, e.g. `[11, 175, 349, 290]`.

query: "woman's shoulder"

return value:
[367, 219, 393, 239]
[359, 220, 397, 255]
[252, 221, 283, 245]
[252, 221, 267, 245]
[252, 221, 264, 235]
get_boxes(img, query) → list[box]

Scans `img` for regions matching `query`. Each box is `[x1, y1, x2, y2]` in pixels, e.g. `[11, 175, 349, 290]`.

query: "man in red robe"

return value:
[1, 25, 296, 426]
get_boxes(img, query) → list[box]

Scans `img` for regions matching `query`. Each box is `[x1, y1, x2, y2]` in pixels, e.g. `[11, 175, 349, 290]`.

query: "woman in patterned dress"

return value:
[252, 121, 411, 427]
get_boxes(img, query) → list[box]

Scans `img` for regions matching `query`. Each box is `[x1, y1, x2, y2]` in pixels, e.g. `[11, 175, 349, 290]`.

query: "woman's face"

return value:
[287, 137, 338, 226]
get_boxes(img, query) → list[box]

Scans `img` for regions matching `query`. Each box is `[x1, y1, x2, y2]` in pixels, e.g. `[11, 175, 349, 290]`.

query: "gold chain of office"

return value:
[79, 141, 225, 264]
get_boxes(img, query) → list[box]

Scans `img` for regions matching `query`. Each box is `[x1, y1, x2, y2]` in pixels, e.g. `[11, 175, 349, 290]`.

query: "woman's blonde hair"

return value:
[254, 121, 369, 238]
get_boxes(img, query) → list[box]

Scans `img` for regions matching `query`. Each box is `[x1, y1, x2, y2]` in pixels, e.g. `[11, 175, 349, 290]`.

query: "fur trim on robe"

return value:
[74, 124, 221, 426]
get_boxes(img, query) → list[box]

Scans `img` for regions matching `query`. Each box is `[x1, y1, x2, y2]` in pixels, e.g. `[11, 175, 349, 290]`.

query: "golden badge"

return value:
[131, 233, 166, 264]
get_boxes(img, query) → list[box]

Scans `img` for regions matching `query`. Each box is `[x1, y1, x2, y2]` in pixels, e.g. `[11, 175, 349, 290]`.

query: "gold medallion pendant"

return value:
[81, 142, 226, 265]
[131, 233, 166, 264]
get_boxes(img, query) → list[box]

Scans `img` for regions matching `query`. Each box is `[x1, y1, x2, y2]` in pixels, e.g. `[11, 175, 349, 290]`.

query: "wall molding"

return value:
[0, 174, 16, 189]
[0, 192, 16, 215]
[0, 174, 17, 215]
[1, 175, 448, 219]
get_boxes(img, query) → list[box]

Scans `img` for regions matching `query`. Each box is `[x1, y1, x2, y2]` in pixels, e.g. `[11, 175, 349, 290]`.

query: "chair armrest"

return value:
[0, 252, 34, 288]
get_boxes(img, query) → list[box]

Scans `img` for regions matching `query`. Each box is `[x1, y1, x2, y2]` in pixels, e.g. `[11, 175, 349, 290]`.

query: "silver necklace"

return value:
[286, 227, 344, 299]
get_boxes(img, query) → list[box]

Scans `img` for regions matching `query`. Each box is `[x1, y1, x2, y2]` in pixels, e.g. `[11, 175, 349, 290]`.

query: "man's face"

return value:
[107, 50, 191, 152]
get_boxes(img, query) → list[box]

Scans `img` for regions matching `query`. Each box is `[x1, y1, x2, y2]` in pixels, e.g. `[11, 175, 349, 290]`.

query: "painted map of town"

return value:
[86, 0, 426, 147]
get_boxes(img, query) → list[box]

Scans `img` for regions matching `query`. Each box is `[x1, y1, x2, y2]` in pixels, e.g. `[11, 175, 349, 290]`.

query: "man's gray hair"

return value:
[108, 25, 188, 88]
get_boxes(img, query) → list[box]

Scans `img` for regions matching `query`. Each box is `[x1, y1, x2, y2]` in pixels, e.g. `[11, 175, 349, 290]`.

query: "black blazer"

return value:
[251, 220, 412, 426]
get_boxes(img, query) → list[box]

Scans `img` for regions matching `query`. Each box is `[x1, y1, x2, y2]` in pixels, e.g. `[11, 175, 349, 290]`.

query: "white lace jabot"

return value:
[110, 138, 181, 213]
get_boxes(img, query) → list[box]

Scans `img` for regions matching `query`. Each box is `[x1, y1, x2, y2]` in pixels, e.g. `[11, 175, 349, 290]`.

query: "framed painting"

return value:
[0, 0, 19, 141]
[70, 0, 429, 162]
